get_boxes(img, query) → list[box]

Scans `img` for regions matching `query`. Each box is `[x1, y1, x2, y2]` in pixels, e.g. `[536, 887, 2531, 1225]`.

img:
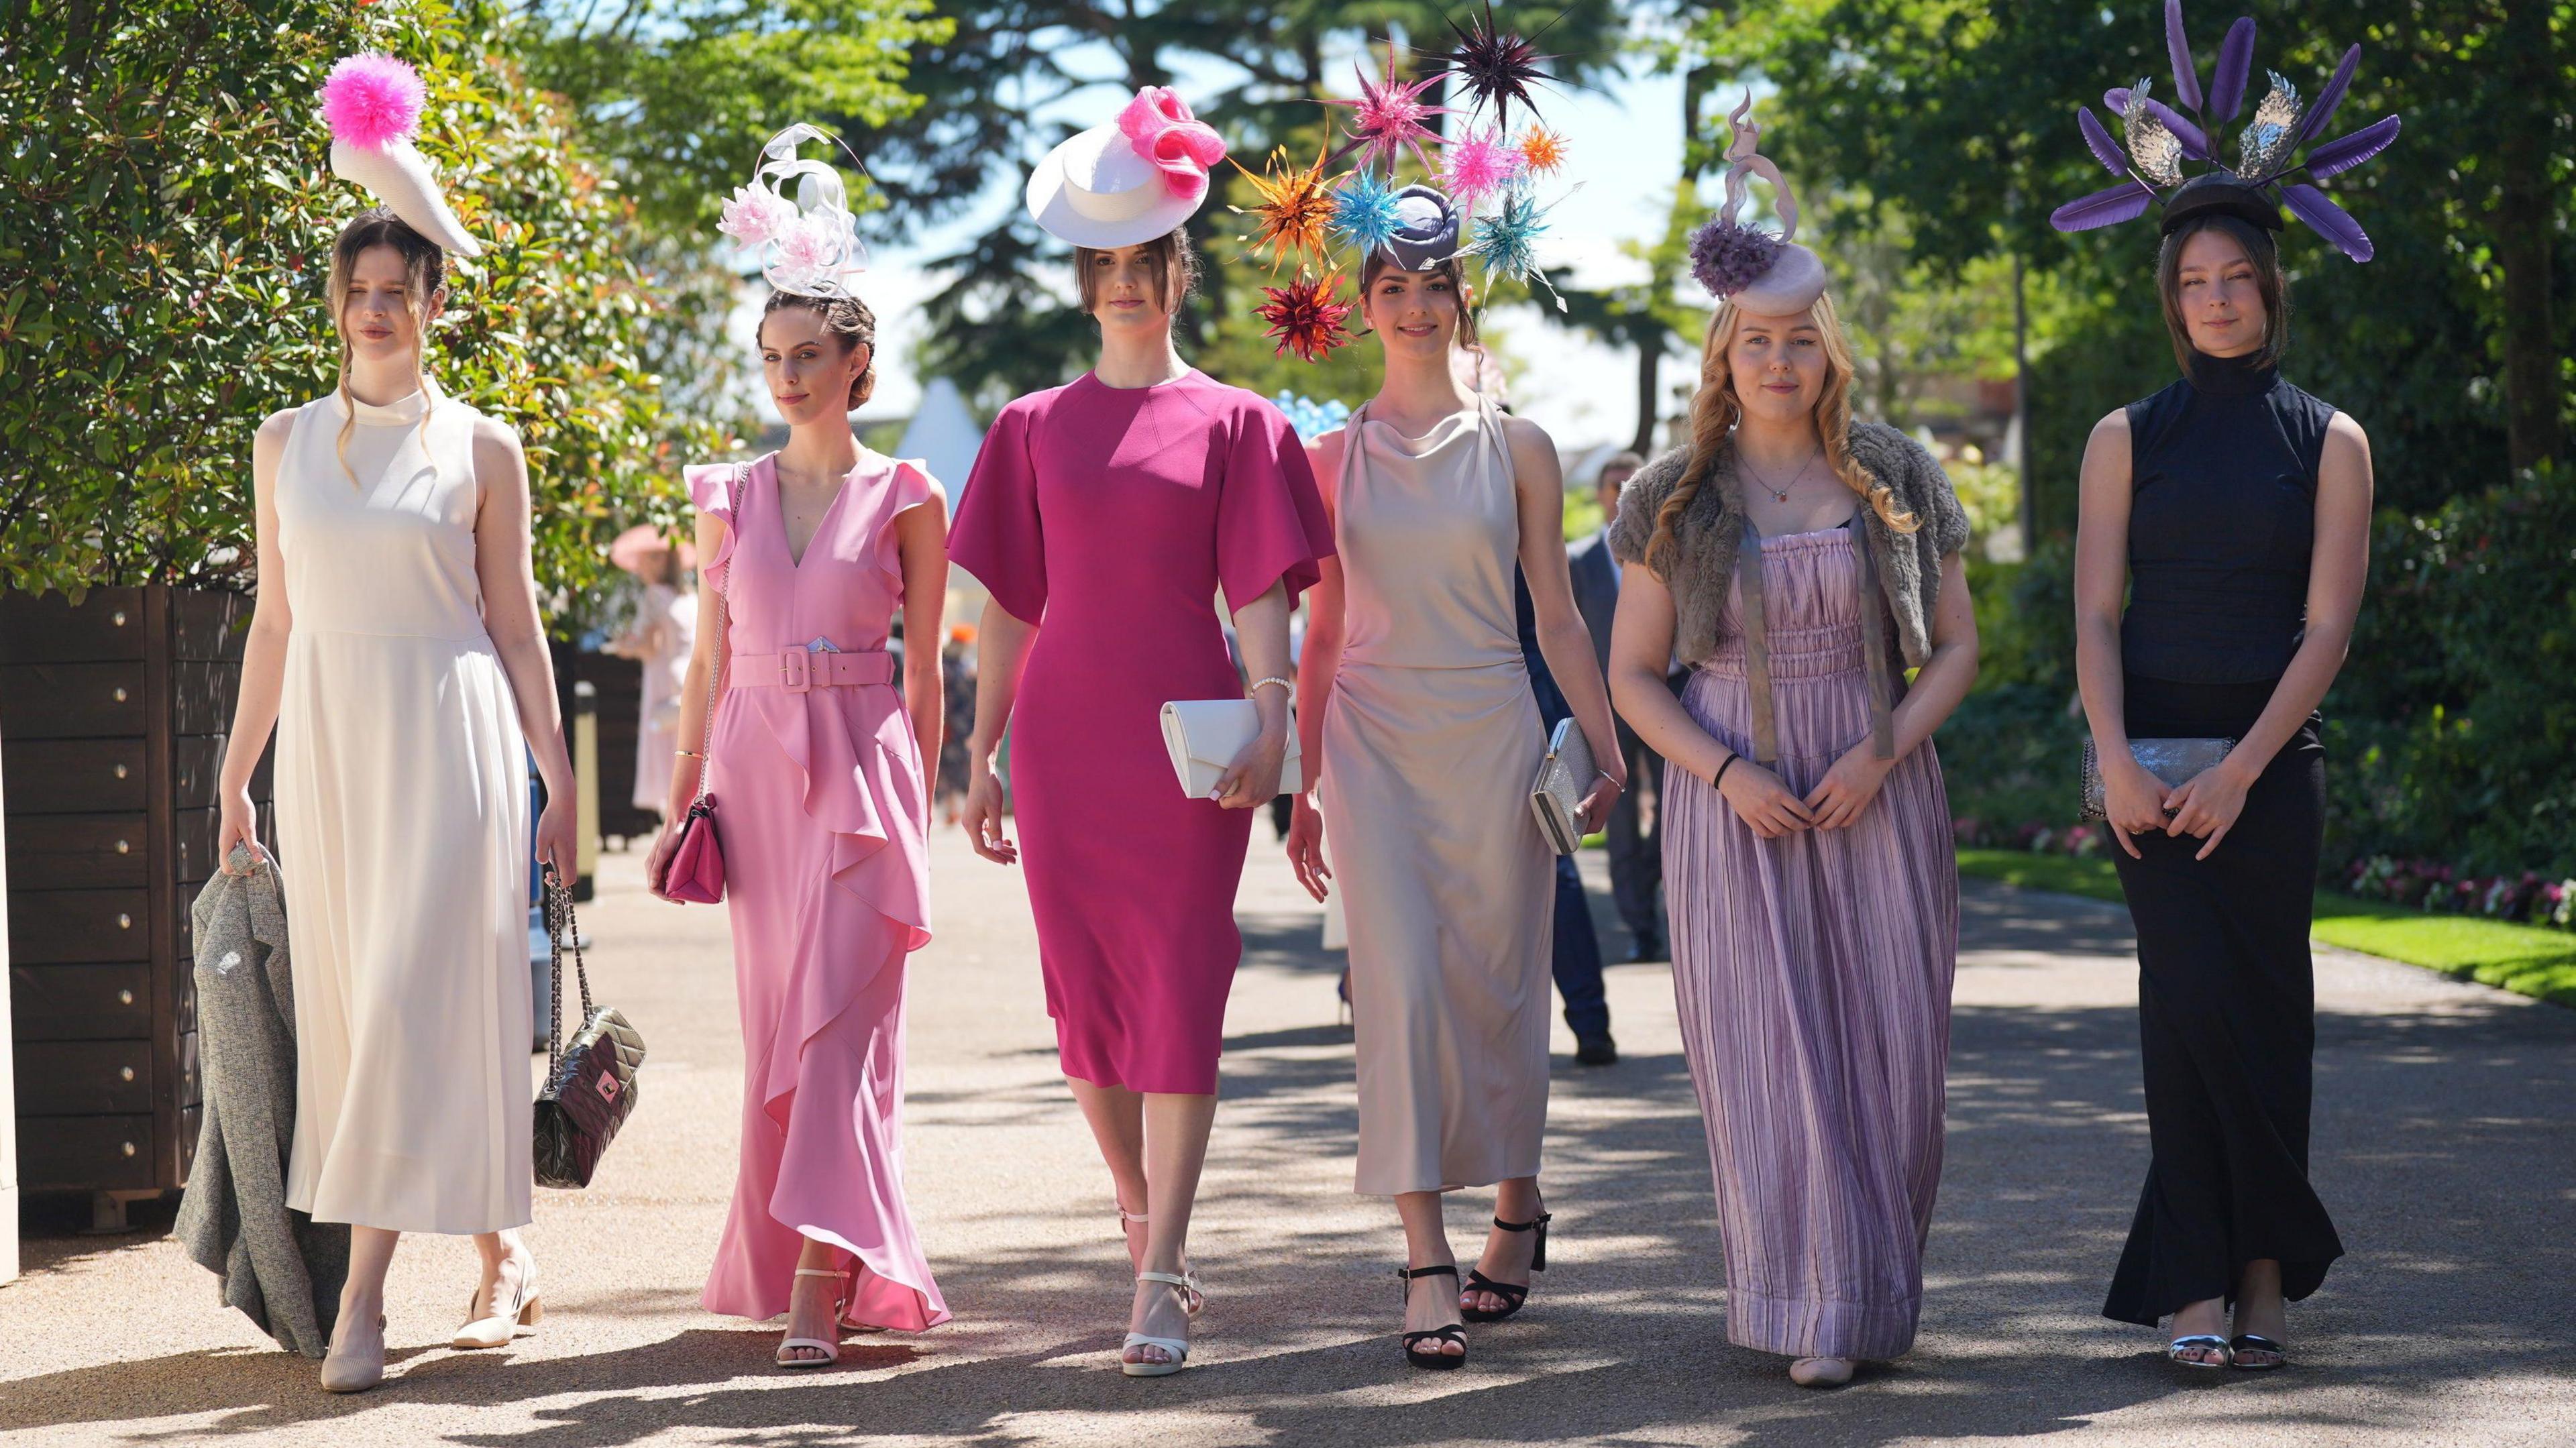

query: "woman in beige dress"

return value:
[1286, 201, 1624, 1370]
[214, 203, 576, 1390]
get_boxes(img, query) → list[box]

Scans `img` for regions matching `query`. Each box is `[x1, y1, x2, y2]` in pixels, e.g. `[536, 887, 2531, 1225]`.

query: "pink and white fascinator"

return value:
[1026, 86, 1230, 248]
[716, 123, 872, 299]
[321, 54, 480, 257]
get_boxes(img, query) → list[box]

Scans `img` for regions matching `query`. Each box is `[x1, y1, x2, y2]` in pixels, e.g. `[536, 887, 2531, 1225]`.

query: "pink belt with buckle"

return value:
[731, 649, 896, 692]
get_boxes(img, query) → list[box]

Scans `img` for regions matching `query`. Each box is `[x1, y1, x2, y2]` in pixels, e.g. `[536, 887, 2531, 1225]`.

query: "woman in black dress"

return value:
[2055, 7, 2396, 1371]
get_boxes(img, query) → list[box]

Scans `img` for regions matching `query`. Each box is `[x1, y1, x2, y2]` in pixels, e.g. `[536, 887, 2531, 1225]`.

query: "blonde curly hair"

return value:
[1644, 292, 1917, 578]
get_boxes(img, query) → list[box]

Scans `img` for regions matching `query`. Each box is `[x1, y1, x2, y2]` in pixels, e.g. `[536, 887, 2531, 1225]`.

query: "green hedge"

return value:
[1945, 465, 2576, 885]
[0, 0, 716, 612]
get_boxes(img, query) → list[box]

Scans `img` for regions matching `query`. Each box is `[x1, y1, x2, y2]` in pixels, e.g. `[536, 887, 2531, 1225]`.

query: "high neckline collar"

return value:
[339, 377, 440, 426]
[2184, 348, 2277, 398]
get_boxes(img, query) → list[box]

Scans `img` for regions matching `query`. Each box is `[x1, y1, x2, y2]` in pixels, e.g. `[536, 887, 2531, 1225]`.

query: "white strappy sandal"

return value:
[1117, 1208, 1204, 1317]
[1120, 1270, 1194, 1377]
[776, 1268, 847, 1369]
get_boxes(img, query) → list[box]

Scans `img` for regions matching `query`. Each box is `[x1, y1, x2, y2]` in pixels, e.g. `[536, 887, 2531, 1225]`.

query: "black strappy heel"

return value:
[1460, 1211, 1550, 1323]
[1396, 1264, 1466, 1370]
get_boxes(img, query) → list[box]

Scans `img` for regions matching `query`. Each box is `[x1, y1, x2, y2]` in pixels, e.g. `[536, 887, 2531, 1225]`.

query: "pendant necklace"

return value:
[1742, 443, 1821, 504]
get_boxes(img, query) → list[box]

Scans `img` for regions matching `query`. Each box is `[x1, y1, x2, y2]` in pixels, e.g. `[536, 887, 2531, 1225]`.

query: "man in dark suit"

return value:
[1566, 452, 1675, 962]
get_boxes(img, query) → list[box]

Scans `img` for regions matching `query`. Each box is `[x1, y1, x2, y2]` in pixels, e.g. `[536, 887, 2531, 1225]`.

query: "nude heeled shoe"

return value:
[777, 1268, 848, 1369]
[320, 1315, 388, 1394]
[452, 1256, 542, 1349]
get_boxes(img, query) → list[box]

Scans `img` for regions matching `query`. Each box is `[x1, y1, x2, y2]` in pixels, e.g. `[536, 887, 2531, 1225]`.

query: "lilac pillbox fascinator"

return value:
[2049, 0, 2400, 262]
[1686, 95, 1828, 315]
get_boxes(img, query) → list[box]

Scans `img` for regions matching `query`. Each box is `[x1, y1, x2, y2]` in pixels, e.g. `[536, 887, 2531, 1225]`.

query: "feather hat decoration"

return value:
[321, 54, 480, 257]
[1231, 140, 1338, 274]
[2049, 0, 2400, 262]
[1441, 1, 1566, 132]
[1256, 274, 1358, 362]
[1684, 95, 1828, 315]
[1321, 46, 1452, 176]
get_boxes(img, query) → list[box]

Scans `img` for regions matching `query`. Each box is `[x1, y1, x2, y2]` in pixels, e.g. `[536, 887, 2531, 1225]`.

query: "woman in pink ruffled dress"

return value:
[647, 272, 951, 1365]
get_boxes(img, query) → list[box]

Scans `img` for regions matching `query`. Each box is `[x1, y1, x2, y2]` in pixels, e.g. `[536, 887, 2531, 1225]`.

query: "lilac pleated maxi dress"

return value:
[1658, 524, 1957, 1361]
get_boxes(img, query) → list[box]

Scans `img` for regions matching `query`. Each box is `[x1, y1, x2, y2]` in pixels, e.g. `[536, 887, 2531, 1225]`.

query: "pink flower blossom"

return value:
[717, 185, 797, 248]
[770, 212, 843, 286]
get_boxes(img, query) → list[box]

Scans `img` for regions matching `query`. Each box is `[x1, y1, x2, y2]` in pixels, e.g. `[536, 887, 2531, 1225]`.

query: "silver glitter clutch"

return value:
[1529, 717, 1595, 856]
[2082, 736, 2237, 819]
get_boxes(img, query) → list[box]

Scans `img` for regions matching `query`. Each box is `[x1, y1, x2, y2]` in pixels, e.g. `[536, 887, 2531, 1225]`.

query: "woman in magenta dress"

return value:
[953, 87, 1331, 1376]
[646, 130, 948, 1368]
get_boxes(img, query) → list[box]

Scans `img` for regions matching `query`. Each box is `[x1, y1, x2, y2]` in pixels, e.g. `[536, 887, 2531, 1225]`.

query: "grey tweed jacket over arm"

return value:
[173, 848, 349, 1357]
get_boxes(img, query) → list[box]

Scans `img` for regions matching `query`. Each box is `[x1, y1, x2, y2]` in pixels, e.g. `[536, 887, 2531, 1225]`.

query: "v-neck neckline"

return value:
[771, 452, 861, 570]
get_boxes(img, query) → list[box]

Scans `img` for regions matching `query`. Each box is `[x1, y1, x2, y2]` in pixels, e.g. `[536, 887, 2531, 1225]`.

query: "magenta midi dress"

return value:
[1659, 524, 1957, 1361]
[684, 451, 949, 1332]
[950, 370, 1331, 1095]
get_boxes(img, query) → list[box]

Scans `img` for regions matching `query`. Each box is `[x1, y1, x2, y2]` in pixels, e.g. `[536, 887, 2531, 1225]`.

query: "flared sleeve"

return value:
[684, 460, 746, 587]
[1215, 396, 1334, 612]
[949, 400, 1044, 624]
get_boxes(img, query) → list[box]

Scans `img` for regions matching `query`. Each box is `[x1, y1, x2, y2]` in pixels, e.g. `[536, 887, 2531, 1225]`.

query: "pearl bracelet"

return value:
[1248, 675, 1293, 696]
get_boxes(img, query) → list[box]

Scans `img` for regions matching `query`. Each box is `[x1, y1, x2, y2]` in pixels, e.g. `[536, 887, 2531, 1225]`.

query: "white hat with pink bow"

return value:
[1025, 87, 1230, 249]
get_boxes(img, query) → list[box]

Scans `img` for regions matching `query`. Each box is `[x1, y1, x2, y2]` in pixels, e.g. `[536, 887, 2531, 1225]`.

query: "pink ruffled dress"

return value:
[684, 450, 949, 1332]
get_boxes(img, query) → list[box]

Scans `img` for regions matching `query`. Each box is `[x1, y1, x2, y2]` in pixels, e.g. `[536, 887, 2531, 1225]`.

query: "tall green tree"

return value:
[1686, 0, 2574, 522]
[866, 1, 1630, 408]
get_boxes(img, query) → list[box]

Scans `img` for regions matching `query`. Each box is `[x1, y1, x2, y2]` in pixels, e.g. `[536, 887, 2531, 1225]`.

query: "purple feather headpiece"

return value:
[1686, 96, 1828, 314]
[2049, 0, 2399, 262]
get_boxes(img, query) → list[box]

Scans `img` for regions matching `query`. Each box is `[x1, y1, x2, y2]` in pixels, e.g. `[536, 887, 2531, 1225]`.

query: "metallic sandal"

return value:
[2168, 1333, 2235, 1369]
[1116, 1207, 1202, 1315]
[2229, 1333, 2288, 1371]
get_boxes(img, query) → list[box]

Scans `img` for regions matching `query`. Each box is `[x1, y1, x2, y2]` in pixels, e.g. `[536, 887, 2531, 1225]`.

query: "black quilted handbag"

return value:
[533, 867, 645, 1189]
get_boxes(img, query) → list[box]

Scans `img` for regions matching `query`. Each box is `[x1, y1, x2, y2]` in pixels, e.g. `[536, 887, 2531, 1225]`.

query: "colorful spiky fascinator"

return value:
[1686, 95, 1827, 315]
[2050, 0, 2400, 262]
[321, 54, 479, 257]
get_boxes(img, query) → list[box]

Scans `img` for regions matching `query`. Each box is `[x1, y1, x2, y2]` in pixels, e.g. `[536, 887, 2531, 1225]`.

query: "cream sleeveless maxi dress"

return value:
[274, 380, 534, 1235]
[1321, 398, 1554, 1195]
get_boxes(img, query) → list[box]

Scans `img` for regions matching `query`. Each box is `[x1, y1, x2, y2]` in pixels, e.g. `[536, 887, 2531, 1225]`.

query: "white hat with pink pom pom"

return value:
[321, 54, 479, 258]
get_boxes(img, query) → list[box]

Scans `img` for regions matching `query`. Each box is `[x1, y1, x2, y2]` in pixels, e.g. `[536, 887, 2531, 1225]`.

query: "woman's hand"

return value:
[215, 789, 266, 873]
[643, 823, 682, 901]
[533, 791, 579, 881]
[1805, 740, 1896, 830]
[2100, 753, 2171, 859]
[1285, 794, 1331, 902]
[962, 761, 1018, 865]
[2163, 759, 2253, 860]
[1213, 722, 1287, 809]
[1574, 773, 1623, 836]
[1716, 757, 1815, 839]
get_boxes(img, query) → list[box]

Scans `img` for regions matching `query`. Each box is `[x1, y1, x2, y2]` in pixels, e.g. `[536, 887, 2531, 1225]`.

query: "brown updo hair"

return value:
[758, 290, 878, 410]
[1073, 227, 1201, 316]
[326, 207, 447, 483]
[1356, 250, 1481, 350]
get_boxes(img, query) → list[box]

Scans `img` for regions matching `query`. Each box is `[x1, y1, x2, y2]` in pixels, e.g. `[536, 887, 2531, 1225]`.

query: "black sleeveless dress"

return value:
[2100, 349, 2347, 1326]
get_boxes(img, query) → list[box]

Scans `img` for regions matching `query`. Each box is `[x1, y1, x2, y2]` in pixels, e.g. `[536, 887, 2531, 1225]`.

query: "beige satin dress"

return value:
[1322, 397, 1553, 1195]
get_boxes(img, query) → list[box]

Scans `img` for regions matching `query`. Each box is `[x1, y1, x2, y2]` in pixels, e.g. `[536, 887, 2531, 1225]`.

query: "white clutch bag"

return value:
[1159, 699, 1304, 799]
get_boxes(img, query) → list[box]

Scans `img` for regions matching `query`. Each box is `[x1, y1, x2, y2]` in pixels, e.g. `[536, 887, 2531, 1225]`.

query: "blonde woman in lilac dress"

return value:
[1604, 112, 1977, 1388]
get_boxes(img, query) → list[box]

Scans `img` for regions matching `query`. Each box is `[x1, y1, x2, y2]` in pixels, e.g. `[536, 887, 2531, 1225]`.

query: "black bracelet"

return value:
[1712, 755, 1739, 789]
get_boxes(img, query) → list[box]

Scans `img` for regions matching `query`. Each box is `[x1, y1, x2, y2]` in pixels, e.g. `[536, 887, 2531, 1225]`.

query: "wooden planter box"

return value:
[2, 586, 272, 1229]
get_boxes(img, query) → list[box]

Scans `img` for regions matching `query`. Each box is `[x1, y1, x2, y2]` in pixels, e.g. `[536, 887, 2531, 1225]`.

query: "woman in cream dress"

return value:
[1287, 227, 1623, 1370]
[216, 207, 578, 1393]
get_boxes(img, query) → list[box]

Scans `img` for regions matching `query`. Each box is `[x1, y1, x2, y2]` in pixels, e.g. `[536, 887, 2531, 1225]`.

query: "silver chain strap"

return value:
[541, 863, 592, 1084]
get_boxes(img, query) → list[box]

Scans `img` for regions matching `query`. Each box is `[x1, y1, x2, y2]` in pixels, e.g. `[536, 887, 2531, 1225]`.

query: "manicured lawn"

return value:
[1955, 848, 2576, 1008]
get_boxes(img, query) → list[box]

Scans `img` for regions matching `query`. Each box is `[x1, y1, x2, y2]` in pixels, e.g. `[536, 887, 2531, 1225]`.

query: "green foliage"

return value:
[2324, 464, 2576, 877]
[511, 0, 949, 237]
[1689, 0, 2575, 519]
[0, 0, 724, 615]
